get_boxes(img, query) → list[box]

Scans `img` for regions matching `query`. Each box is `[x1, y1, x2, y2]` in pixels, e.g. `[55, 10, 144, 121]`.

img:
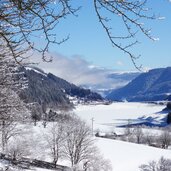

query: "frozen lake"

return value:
[74, 102, 165, 132]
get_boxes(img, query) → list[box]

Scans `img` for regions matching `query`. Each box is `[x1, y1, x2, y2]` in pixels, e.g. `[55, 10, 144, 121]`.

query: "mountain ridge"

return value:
[106, 67, 171, 101]
[19, 66, 103, 111]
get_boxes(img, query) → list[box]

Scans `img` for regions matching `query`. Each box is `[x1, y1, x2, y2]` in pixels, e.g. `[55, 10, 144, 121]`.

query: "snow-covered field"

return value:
[96, 138, 171, 171]
[74, 102, 171, 171]
[0, 102, 170, 171]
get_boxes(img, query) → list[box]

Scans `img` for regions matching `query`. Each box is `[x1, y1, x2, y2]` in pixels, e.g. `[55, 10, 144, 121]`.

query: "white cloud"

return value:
[142, 66, 151, 72]
[29, 52, 137, 91]
[30, 52, 111, 85]
[116, 60, 124, 66]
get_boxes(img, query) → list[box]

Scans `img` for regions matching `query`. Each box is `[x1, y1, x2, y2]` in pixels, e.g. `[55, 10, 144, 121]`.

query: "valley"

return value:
[0, 102, 170, 171]
[1, 66, 171, 171]
[74, 102, 166, 131]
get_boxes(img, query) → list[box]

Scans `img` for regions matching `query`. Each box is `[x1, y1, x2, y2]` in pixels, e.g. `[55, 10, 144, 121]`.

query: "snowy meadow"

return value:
[74, 102, 171, 171]
[0, 102, 171, 171]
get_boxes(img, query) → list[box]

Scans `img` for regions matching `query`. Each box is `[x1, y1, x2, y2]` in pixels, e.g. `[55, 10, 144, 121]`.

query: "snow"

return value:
[74, 102, 165, 132]
[0, 161, 57, 171]
[0, 102, 170, 171]
[96, 138, 171, 171]
[109, 71, 139, 74]
[25, 66, 47, 77]
[73, 102, 171, 171]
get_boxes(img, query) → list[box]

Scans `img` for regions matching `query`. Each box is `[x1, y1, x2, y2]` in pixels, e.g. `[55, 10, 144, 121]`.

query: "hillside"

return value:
[74, 103, 171, 171]
[19, 66, 103, 111]
[106, 67, 171, 101]
[96, 138, 171, 171]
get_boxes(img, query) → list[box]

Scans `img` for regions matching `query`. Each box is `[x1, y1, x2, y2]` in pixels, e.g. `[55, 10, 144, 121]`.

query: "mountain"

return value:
[19, 66, 103, 111]
[81, 72, 140, 97]
[106, 67, 171, 101]
[166, 95, 171, 100]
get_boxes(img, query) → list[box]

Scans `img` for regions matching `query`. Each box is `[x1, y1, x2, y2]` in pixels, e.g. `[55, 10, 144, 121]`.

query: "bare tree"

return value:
[45, 122, 66, 168]
[44, 115, 112, 170]
[140, 160, 157, 171]
[30, 103, 42, 126]
[144, 131, 155, 146]
[123, 120, 134, 142]
[0, 0, 166, 67]
[93, 0, 161, 69]
[133, 126, 144, 144]
[158, 129, 171, 149]
[6, 136, 31, 161]
[139, 157, 171, 171]
[0, 57, 30, 153]
[83, 147, 113, 171]
[0, 0, 78, 62]
[63, 116, 94, 169]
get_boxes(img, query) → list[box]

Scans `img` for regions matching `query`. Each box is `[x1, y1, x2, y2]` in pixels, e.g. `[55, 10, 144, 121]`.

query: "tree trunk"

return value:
[34, 119, 37, 126]
[2, 120, 5, 153]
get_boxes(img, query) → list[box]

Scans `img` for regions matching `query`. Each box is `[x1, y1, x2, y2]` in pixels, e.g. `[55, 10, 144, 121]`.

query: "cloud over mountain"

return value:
[31, 53, 109, 85]
[30, 53, 139, 96]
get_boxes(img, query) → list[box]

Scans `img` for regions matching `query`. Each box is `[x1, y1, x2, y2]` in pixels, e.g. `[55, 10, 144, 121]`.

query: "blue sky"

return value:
[48, 0, 171, 71]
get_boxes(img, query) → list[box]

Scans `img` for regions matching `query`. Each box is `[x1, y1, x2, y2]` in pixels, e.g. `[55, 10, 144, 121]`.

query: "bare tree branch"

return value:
[93, 0, 159, 70]
[0, 0, 78, 62]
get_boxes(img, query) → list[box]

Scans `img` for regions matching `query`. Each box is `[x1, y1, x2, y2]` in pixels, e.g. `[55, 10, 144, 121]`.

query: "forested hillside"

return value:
[107, 67, 171, 101]
[19, 66, 103, 111]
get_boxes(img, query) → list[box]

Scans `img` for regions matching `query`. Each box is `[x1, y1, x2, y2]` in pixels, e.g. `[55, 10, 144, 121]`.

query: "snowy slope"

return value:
[0, 103, 169, 171]
[96, 138, 171, 171]
[73, 102, 171, 171]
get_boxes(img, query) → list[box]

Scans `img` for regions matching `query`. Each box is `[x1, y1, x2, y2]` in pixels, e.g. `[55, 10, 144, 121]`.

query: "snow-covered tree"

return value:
[45, 122, 66, 167]
[30, 103, 42, 126]
[7, 136, 31, 161]
[83, 147, 113, 171]
[0, 56, 30, 152]
[139, 157, 171, 171]
[63, 116, 94, 169]
[144, 131, 155, 146]
[133, 126, 144, 144]
[158, 129, 171, 149]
